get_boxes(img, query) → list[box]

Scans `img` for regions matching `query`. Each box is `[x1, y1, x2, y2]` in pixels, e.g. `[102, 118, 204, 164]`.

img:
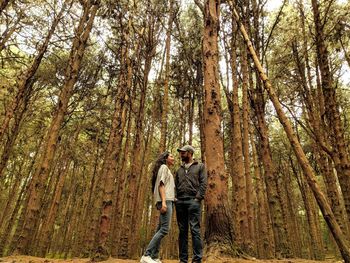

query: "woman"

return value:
[140, 151, 175, 263]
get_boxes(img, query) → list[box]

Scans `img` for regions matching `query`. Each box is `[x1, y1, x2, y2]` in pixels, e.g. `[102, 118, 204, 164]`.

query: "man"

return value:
[175, 145, 207, 263]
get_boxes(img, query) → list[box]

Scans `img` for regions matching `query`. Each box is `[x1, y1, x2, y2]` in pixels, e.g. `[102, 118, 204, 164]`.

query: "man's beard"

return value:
[181, 156, 189, 162]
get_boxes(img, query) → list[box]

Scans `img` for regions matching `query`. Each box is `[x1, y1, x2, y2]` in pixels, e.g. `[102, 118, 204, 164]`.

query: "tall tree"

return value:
[159, 0, 175, 152]
[93, 22, 131, 261]
[202, 0, 236, 256]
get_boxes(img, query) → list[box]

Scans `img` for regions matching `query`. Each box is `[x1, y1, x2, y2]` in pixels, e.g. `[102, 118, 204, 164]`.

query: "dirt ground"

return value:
[0, 256, 343, 263]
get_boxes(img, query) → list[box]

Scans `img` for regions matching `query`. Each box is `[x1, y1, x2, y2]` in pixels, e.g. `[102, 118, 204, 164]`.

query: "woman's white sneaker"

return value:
[140, 255, 157, 263]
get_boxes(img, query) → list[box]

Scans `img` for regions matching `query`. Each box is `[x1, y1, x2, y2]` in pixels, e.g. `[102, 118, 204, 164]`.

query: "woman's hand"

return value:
[160, 201, 167, 214]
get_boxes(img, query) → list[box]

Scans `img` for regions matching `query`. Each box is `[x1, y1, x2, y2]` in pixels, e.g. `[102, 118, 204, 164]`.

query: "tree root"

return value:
[204, 241, 255, 262]
[90, 246, 110, 262]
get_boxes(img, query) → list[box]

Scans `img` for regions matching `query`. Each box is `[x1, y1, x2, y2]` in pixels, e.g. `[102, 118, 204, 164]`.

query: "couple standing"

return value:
[140, 145, 207, 263]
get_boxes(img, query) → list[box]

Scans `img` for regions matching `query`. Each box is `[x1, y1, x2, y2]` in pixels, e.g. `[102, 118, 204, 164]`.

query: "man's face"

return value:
[179, 151, 191, 162]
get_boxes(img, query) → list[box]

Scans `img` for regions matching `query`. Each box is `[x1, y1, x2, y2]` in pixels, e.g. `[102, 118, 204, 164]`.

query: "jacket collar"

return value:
[181, 160, 199, 168]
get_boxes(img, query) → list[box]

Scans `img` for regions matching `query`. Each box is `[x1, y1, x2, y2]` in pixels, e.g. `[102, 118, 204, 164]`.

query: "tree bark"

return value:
[292, 156, 325, 260]
[92, 32, 131, 261]
[159, 0, 174, 152]
[202, 0, 236, 256]
[250, 127, 275, 258]
[229, 15, 249, 250]
[37, 126, 81, 256]
[0, 77, 35, 179]
[122, 33, 153, 258]
[241, 35, 255, 254]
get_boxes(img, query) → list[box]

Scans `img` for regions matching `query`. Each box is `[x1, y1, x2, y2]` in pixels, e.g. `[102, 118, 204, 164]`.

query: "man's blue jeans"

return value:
[175, 199, 202, 263]
[144, 200, 173, 259]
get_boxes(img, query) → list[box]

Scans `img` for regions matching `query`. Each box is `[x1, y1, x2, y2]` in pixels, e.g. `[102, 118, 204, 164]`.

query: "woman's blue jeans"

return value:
[144, 200, 173, 259]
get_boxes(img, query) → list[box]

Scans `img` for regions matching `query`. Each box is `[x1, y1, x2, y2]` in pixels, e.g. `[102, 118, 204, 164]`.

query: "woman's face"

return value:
[166, 154, 175, 166]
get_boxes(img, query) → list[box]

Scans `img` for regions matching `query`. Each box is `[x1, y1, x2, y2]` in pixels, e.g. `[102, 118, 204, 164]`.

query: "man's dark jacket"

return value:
[175, 161, 207, 201]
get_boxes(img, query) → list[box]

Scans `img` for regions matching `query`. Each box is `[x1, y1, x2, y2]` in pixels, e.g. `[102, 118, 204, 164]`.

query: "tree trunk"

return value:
[245, 2, 289, 256]
[93, 35, 131, 261]
[253, 85, 289, 256]
[202, 0, 236, 257]
[159, 0, 174, 152]
[292, 157, 325, 260]
[122, 40, 152, 258]
[241, 35, 255, 254]
[112, 108, 132, 257]
[0, 169, 30, 256]
[37, 126, 82, 256]
[0, 78, 34, 177]
[250, 127, 275, 258]
[229, 16, 249, 250]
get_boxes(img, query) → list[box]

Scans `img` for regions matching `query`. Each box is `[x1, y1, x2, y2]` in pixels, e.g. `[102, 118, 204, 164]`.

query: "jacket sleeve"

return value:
[195, 163, 207, 200]
[175, 170, 178, 199]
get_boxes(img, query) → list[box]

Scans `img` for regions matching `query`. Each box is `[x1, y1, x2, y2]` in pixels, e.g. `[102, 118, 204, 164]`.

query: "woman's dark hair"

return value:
[151, 151, 170, 193]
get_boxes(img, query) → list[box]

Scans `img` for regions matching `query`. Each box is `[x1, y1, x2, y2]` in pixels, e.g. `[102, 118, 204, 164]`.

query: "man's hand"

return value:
[160, 201, 167, 214]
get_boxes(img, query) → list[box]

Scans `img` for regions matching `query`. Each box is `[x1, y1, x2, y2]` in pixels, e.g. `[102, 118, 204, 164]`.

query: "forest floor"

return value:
[0, 256, 343, 263]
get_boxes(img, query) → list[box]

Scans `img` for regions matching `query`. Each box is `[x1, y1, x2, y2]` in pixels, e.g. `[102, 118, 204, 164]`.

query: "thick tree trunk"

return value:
[233, 7, 350, 262]
[15, 1, 99, 254]
[202, 0, 236, 257]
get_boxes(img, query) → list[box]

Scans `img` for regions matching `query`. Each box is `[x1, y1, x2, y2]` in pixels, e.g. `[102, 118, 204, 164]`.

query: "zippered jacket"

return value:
[175, 161, 207, 201]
